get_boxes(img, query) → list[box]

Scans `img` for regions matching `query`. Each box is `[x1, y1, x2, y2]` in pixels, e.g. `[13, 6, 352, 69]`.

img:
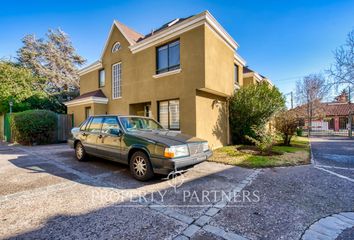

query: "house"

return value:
[243, 66, 273, 87]
[301, 91, 354, 132]
[65, 11, 252, 149]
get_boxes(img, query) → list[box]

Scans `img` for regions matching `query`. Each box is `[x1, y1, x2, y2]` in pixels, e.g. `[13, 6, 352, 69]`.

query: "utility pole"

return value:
[290, 91, 294, 109]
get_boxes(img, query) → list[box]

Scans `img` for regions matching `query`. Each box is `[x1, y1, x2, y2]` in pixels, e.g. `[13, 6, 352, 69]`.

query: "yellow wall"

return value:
[195, 90, 228, 149]
[67, 103, 107, 126]
[69, 22, 245, 145]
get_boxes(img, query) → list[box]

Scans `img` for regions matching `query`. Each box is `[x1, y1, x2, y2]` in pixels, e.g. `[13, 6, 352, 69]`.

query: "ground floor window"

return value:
[339, 116, 348, 130]
[85, 107, 92, 119]
[158, 99, 180, 130]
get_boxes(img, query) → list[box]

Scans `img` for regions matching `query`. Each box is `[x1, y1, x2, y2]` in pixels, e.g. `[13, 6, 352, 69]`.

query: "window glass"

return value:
[101, 117, 119, 134]
[87, 117, 103, 133]
[112, 63, 121, 98]
[156, 40, 180, 74]
[120, 117, 163, 132]
[80, 117, 91, 131]
[234, 64, 239, 84]
[99, 69, 105, 87]
[158, 100, 180, 130]
[168, 41, 180, 68]
[159, 101, 169, 129]
[157, 45, 168, 73]
[85, 107, 92, 119]
[169, 100, 180, 129]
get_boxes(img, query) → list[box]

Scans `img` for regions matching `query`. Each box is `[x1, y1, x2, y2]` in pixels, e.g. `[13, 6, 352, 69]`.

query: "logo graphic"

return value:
[166, 170, 186, 192]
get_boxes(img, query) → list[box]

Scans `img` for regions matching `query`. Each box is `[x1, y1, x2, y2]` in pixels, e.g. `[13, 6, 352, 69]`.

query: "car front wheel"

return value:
[75, 141, 88, 162]
[130, 151, 154, 181]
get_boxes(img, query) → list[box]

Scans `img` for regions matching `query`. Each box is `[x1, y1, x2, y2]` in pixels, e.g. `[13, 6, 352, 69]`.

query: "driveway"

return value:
[0, 138, 353, 240]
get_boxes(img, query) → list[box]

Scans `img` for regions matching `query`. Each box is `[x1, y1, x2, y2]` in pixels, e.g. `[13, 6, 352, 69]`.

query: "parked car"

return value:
[68, 115, 212, 181]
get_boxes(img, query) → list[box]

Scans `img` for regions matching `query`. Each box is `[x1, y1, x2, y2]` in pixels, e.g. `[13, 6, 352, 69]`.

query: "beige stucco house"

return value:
[65, 11, 270, 149]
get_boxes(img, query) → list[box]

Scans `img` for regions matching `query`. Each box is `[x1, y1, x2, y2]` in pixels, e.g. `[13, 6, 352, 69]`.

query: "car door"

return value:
[76, 117, 92, 145]
[84, 116, 104, 155]
[97, 116, 122, 162]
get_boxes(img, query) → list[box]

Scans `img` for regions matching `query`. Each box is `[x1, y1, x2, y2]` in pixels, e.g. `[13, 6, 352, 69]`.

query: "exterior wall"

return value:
[204, 26, 235, 96]
[196, 90, 228, 149]
[243, 76, 255, 87]
[67, 103, 107, 126]
[73, 22, 242, 145]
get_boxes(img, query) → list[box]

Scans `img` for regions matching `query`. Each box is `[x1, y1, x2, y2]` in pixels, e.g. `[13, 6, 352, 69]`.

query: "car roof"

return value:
[90, 114, 153, 119]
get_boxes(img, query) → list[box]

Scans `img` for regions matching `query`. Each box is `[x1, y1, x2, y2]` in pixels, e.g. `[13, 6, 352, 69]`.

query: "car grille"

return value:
[188, 143, 203, 156]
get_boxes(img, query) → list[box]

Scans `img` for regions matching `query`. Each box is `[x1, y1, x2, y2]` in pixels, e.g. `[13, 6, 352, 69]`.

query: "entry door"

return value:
[98, 116, 122, 161]
[84, 116, 104, 154]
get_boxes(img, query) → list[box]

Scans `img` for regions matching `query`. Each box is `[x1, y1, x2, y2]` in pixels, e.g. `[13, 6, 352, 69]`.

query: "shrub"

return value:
[274, 109, 300, 145]
[296, 128, 303, 137]
[10, 110, 57, 145]
[229, 82, 285, 143]
[245, 127, 276, 155]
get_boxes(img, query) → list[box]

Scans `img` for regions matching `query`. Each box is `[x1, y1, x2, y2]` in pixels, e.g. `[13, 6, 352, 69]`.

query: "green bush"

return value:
[10, 110, 57, 145]
[296, 127, 303, 137]
[229, 82, 285, 144]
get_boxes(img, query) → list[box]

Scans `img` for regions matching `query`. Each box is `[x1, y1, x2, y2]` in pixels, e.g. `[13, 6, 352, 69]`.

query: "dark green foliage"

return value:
[10, 110, 57, 145]
[229, 82, 285, 144]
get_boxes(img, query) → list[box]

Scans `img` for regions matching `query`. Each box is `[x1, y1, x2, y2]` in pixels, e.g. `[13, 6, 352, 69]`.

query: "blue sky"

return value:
[1, 0, 353, 105]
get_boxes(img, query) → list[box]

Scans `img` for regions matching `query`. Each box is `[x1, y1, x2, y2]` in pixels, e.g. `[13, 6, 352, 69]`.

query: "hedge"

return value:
[10, 110, 57, 145]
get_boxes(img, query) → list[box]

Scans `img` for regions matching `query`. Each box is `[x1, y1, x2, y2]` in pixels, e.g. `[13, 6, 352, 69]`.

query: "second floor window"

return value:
[234, 64, 239, 85]
[112, 63, 121, 99]
[156, 40, 180, 74]
[99, 69, 105, 87]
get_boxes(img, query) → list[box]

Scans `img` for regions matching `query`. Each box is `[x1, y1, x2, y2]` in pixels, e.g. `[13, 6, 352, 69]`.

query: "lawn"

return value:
[209, 136, 310, 168]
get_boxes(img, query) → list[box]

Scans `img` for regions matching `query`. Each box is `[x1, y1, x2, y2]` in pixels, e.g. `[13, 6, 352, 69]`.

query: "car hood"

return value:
[128, 130, 206, 146]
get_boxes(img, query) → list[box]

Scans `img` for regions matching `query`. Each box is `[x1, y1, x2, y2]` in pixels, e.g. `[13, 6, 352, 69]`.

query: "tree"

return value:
[274, 109, 299, 145]
[17, 29, 85, 99]
[229, 82, 285, 143]
[295, 73, 330, 136]
[328, 29, 354, 87]
[0, 61, 41, 113]
[0, 60, 65, 114]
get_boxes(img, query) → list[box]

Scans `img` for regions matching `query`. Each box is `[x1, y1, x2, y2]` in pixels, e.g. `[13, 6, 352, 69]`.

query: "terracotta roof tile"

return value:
[322, 102, 354, 116]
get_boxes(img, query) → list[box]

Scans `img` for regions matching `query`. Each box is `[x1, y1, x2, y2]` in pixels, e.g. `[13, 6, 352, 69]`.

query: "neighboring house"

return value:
[243, 66, 273, 87]
[65, 11, 249, 149]
[300, 91, 354, 132]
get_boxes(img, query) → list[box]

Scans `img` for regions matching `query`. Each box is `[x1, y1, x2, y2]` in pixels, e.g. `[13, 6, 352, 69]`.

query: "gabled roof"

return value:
[115, 20, 144, 44]
[74, 89, 106, 100]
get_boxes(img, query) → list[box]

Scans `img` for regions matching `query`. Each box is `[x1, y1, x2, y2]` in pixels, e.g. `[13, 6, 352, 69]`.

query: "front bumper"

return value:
[67, 139, 74, 148]
[152, 150, 212, 175]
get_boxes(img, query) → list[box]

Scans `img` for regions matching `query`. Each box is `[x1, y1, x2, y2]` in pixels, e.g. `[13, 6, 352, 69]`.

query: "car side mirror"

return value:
[109, 128, 123, 136]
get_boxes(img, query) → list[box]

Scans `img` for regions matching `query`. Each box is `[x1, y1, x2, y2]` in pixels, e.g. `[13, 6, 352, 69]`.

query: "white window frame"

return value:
[112, 62, 122, 99]
[112, 42, 121, 53]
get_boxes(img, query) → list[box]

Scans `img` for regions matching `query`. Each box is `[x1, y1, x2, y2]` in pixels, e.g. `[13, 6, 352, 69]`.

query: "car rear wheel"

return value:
[75, 141, 88, 162]
[130, 151, 154, 181]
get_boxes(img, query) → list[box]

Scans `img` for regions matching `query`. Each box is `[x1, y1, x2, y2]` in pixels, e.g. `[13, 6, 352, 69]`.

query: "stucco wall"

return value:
[73, 22, 243, 145]
[196, 90, 228, 149]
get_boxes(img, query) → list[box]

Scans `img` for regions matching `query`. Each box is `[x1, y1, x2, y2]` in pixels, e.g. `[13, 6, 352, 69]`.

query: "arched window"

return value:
[112, 42, 121, 53]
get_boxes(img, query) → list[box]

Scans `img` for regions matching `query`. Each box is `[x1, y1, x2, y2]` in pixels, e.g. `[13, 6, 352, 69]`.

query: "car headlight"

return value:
[164, 145, 189, 158]
[202, 142, 209, 152]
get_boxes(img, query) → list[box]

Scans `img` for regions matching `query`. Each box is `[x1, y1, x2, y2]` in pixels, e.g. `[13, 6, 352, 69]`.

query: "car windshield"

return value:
[119, 117, 164, 132]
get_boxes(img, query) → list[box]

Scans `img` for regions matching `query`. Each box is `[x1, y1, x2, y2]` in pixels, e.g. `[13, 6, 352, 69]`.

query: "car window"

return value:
[86, 117, 103, 133]
[101, 117, 120, 134]
[120, 117, 164, 132]
[80, 117, 91, 131]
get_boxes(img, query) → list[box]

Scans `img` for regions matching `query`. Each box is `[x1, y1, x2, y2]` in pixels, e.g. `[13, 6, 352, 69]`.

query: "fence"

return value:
[3, 113, 74, 143]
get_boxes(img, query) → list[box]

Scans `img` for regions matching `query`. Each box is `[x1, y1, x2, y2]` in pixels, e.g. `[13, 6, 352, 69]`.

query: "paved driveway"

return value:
[0, 138, 353, 240]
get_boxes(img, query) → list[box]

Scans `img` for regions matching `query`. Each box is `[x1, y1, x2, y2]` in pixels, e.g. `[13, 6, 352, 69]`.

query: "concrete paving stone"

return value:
[174, 235, 189, 240]
[302, 229, 332, 240]
[182, 224, 201, 237]
[214, 199, 227, 209]
[340, 212, 354, 221]
[164, 209, 194, 224]
[224, 231, 248, 240]
[205, 207, 220, 216]
[318, 216, 352, 229]
[336, 214, 354, 225]
[190, 229, 224, 240]
[310, 224, 341, 237]
[194, 215, 211, 227]
[203, 225, 224, 236]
